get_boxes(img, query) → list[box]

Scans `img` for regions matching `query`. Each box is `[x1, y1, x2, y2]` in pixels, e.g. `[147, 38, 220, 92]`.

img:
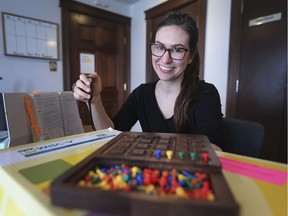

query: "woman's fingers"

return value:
[73, 79, 91, 100]
[73, 72, 100, 102]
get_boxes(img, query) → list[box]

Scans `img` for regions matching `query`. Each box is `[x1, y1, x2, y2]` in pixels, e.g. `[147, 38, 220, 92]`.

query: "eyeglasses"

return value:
[150, 43, 192, 60]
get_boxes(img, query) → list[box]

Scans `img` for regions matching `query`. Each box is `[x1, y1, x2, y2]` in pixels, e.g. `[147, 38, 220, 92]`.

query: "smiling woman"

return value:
[73, 11, 225, 150]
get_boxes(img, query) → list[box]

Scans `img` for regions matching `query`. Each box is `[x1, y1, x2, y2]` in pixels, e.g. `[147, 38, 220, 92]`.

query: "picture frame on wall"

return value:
[2, 12, 59, 60]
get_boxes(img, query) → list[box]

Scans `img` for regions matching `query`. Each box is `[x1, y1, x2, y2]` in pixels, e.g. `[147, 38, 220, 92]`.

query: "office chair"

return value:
[222, 118, 264, 158]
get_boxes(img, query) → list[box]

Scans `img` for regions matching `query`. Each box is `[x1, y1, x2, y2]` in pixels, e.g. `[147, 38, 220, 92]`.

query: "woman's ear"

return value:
[188, 52, 194, 64]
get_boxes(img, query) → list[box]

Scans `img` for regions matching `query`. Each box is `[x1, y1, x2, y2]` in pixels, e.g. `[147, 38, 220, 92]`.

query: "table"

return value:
[0, 129, 287, 216]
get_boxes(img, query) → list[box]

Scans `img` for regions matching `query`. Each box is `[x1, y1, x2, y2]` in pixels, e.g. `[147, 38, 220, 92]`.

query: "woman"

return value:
[73, 11, 224, 150]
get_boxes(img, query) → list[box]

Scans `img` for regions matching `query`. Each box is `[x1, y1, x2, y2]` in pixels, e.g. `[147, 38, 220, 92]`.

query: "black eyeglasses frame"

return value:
[150, 43, 192, 60]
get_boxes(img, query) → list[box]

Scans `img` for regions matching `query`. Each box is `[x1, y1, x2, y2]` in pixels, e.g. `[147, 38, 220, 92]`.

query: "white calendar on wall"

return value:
[2, 13, 59, 60]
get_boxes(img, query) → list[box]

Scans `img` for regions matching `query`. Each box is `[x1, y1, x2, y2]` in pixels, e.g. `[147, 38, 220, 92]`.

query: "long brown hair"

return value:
[151, 11, 200, 133]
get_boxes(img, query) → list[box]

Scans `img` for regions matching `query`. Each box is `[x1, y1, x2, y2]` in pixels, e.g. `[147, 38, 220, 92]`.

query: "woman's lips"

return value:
[160, 65, 173, 73]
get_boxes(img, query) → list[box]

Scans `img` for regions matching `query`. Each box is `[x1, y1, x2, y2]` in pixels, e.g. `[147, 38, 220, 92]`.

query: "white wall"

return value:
[204, 0, 231, 115]
[130, 0, 168, 90]
[0, 0, 63, 92]
[0, 0, 231, 116]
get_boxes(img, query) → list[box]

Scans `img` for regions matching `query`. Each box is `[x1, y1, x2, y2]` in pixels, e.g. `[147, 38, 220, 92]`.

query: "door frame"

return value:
[226, 0, 287, 163]
[60, 0, 131, 93]
[226, 0, 241, 117]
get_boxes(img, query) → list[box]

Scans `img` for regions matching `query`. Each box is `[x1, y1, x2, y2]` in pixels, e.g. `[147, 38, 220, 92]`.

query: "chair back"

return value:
[223, 118, 264, 157]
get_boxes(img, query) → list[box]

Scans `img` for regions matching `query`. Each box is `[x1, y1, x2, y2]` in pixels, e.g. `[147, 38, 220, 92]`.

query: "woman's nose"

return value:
[161, 50, 173, 63]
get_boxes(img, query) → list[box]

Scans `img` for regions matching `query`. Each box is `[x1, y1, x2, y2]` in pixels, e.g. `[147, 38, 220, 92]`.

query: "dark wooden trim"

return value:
[197, 0, 207, 80]
[60, 0, 130, 25]
[226, 0, 242, 117]
[145, 0, 198, 19]
[124, 25, 131, 96]
[145, 18, 153, 82]
[61, 7, 71, 90]
[60, 0, 131, 91]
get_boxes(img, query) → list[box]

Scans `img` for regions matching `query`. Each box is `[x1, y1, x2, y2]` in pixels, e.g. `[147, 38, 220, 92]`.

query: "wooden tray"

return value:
[51, 132, 239, 216]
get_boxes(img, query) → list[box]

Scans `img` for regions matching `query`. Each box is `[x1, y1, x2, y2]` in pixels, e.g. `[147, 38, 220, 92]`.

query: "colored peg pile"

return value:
[78, 164, 215, 201]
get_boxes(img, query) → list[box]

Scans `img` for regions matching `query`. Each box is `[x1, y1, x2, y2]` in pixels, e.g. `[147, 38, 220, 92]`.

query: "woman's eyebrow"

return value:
[154, 41, 164, 45]
[154, 41, 185, 47]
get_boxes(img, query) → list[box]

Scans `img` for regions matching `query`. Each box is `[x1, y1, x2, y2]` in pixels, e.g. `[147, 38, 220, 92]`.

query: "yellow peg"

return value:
[166, 150, 173, 160]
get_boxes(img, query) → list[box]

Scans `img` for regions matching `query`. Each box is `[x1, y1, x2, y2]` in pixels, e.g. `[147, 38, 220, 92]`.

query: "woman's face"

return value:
[152, 25, 193, 82]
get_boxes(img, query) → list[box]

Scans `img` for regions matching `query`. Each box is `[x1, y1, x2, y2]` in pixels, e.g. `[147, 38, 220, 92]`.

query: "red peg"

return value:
[202, 152, 209, 163]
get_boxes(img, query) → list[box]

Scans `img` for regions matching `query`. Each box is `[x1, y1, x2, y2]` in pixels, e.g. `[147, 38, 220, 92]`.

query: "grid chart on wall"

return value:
[2, 13, 59, 60]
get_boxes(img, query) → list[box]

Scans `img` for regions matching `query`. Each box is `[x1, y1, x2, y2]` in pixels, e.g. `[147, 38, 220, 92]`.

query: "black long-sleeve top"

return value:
[113, 80, 225, 149]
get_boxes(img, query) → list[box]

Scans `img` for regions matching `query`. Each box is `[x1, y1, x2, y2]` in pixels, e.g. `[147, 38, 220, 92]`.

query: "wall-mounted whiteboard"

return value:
[2, 12, 59, 60]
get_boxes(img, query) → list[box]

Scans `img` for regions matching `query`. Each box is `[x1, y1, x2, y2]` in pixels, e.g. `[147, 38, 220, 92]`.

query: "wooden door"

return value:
[145, 0, 207, 82]
[60, 0, 131, 127]
[227, 0, 287, 163]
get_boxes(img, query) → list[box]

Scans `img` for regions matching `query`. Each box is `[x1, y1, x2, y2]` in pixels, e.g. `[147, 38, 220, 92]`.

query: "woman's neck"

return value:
[157, 77, 182, 96]
[155, 78, 183, 119]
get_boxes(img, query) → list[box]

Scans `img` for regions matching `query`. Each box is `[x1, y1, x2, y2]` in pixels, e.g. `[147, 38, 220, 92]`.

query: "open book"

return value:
[26, 91, 84, 142]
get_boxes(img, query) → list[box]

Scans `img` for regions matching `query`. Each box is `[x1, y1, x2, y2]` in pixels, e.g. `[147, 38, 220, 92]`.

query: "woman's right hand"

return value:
[73, 72, 102, 103]
[73, 72, 114, 130]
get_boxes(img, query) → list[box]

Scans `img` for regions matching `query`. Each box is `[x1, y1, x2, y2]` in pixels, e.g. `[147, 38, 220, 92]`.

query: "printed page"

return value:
[28, 93, 65, 141]
[58, 91, 84, 136]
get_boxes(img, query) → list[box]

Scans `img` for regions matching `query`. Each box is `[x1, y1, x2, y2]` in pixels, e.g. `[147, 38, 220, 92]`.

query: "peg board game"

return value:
[51, 132, 239, 216]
